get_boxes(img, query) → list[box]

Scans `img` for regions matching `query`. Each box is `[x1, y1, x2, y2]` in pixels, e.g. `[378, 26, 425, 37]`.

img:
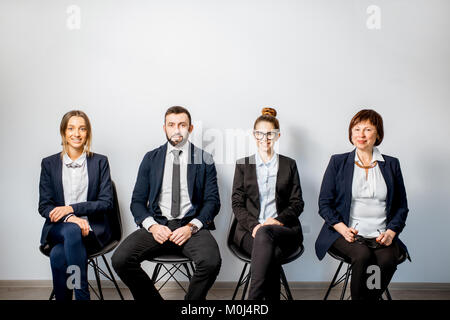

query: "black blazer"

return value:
[38, 152, 114, 247]
[130, 142, 220, 230]
[231, 154, 304, 246]
[315, 149, 410, 261]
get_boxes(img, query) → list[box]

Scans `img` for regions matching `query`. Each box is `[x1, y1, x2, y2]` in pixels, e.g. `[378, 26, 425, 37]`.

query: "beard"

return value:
[166, 132, 189, 147]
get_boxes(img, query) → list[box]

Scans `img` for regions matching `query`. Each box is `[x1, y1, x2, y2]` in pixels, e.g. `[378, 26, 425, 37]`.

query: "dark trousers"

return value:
[238, 225, 302, 300]
[47, 223, 100, 301]
[112, 220, 222, 300]
[331, 236, 403, 300]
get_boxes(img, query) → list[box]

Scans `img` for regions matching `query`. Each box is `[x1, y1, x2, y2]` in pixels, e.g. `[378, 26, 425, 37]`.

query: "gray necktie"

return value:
[171, 149, 182, 218]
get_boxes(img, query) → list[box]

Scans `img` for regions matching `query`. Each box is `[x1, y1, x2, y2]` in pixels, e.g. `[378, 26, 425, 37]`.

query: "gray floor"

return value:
[1, 284, 450, 300]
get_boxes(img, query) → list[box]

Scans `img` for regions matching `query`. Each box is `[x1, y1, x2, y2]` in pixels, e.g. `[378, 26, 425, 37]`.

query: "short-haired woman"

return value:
[315, 109, 410, 300]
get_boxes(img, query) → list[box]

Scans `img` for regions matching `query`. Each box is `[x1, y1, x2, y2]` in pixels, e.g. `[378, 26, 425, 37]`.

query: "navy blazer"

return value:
[130, 142, 220, 230]
[315, 149, 409, 261]
[38, 152, 114, 247]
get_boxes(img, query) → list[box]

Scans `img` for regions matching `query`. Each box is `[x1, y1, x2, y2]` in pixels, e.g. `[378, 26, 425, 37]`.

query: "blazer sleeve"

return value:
[318, 156, 343, 227]
[70, 156, 113, 217]
[195, 153, 221, 228]
[386, 158, 409, 234]
[130, 153, 153, 226]
[275, 160, 304, 226]
[38, 159, 56, 220]
[231, 163, 260, 233]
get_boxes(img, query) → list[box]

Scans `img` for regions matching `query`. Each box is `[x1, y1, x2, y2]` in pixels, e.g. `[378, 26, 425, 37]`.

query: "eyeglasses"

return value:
[253, 130, 279, 141]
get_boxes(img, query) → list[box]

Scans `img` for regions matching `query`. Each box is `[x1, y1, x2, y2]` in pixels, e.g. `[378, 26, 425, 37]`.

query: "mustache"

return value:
[170, 133, 183, 140]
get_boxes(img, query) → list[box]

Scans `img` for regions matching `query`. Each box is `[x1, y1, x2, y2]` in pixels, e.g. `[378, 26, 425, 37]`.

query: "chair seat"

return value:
[149, 253, 193, 264]
[39, 240, 120, 260]
[328, 246, 408, 265]
[229, 242, 304, 265]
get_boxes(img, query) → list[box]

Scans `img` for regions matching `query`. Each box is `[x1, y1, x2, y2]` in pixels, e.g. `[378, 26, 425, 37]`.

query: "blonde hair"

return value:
[60, 110, 93, 158]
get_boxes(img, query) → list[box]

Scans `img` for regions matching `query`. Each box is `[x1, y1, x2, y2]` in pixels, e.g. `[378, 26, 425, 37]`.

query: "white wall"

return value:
[1, 0, 449, 282]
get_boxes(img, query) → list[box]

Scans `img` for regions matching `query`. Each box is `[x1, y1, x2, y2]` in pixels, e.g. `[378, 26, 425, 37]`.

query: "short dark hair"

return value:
[164, 106, 192, 126]
[349, 109, 384, 146]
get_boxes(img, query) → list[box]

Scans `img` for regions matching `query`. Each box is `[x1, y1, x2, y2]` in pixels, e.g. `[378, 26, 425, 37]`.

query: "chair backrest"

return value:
[226, 217, 238, 249]
[108, 180, 123, 243]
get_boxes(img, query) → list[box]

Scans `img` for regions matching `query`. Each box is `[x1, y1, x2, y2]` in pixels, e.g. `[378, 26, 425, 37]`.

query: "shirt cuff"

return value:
[142, 217, 158, 232]
[190, 218, 203, 231]
[64, 214, 74, 223]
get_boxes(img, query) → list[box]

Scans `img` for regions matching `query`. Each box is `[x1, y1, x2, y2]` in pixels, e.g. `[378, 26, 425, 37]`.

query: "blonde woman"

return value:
[38, 110, 113, 300]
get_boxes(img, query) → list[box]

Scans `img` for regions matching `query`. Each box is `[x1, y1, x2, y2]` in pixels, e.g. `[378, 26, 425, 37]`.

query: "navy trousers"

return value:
[47, 223, 100, 300]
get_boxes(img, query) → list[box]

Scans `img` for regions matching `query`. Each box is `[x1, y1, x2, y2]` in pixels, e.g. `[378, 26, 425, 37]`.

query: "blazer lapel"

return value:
[54, 155, 65, 204]
[275, 155, 283, 207]
[86, 155, 95, 201]
[343, 149, 356, 220]
[187, 143, 197, 200]
[154, 144, 167, 196]
[248, 155, 260, 213]
[377, 159, 393, 214]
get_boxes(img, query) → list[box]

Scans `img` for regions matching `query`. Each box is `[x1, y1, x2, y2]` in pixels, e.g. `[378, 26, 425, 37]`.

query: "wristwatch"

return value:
[187, 223, 199, 234]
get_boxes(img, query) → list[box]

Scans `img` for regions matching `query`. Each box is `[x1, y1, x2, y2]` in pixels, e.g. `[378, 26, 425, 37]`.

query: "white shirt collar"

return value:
[167, 140, 190, 157]
[354, 147, 384, 164]
[63, 152, 87, 166]
[255, 151, 278, 168]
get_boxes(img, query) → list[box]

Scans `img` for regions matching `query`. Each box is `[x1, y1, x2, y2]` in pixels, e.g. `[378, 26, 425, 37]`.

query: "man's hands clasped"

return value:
[149, 224, 193, 246]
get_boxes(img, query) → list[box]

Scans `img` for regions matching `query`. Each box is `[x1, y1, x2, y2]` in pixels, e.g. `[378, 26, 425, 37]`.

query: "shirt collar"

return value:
[354, 147, 385, 164]
[167, 140, 190, 157]
[255, 151, 278, 168]
[63, 152, 86, 166]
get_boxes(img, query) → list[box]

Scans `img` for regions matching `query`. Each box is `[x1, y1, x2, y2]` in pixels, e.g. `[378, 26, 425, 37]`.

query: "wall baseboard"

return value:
[1, 280, 450, 291]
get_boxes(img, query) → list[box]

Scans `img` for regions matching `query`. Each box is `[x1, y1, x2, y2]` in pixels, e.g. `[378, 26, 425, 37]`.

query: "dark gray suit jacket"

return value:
[231, 154, 304, 246]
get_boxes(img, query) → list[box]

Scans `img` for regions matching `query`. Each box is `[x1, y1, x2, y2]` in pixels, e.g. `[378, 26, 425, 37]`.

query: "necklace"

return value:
[355, 161, 378, 180]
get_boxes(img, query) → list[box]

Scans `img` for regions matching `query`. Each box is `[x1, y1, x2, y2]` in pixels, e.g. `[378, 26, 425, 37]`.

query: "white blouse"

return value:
[348, 147, 388, 238]
[62, 152, 90, 229]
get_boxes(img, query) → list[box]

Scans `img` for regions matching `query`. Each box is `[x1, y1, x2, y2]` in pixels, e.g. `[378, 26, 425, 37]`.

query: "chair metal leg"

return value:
[91, 258, 104, 300]
[182, 263, 192, 280]
[152, 263, 162, 282]
[49, 289, 55, 300]
[324, 261, 344, 300]
[101, 255, 124, 300]
[232, 263, 248, 300]
[241, 266, 251, 300]
[340, 264, 351, 300]
[280, 267, 294, 300]
[385, 288, 393, 300]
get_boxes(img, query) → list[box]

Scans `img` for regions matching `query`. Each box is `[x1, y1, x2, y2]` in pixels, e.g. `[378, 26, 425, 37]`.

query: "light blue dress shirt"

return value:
[255, 152, 279, 224]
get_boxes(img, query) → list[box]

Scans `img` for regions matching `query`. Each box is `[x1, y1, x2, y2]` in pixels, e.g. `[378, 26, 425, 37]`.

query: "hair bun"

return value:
[261, 107, 277, 117]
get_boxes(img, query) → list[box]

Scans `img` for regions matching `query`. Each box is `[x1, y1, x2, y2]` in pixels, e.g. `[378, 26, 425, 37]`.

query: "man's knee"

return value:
[111, 245, 133, 274]
[196, 251, 221, 276]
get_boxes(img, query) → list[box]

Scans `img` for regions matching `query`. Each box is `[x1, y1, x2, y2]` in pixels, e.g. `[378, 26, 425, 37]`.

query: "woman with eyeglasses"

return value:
[38, 110, 113, 300]
[315, 109, 410, 300]
[231, 107, 304, 300]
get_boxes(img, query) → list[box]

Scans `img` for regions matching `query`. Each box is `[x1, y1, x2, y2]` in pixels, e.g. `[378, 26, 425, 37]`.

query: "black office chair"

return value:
[148, 253, 195, 294]
[227, 218, 304, 300]
[39, 181, 124, 300]
[323, 247, 409, 300]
